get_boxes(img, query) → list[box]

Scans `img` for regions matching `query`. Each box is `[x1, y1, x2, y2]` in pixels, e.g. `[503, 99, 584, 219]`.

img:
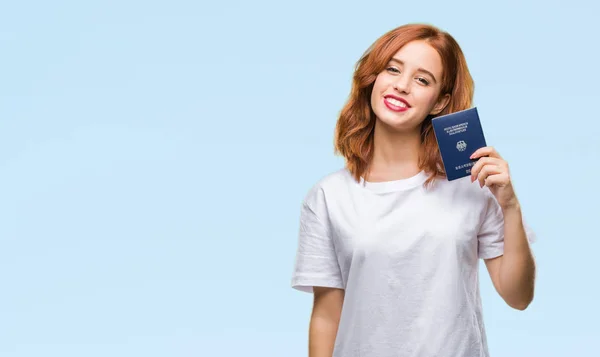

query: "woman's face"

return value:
[370, 40, 450, 132]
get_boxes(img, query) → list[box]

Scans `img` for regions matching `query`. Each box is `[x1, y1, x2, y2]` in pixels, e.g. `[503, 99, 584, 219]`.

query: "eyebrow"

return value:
[389, 58, 438, 83]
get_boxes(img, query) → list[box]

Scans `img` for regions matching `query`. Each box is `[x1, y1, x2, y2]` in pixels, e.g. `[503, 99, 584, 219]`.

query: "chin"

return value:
[380, 119, 418, 132]
[374, 107, 421, 132]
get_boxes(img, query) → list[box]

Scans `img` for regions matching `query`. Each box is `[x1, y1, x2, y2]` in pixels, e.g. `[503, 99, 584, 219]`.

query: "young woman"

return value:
[290, 23, 536, 357]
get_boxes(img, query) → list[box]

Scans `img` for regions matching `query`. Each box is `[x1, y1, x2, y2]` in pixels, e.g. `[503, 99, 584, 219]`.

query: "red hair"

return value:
[333, 23, 474, 187]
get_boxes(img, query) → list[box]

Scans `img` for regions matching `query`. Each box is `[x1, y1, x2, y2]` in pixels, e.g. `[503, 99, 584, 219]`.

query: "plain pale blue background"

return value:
[1, 0, 598, 356]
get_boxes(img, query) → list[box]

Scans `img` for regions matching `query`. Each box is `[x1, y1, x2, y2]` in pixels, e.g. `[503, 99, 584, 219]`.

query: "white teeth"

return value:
[386, 97, 407, 108]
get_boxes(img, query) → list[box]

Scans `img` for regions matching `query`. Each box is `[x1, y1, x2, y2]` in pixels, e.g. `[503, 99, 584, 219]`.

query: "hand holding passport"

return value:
[431, 107, 487, 181]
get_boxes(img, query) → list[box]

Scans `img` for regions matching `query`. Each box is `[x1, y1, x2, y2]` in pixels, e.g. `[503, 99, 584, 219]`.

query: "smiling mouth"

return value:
[383, 96, 410, 112]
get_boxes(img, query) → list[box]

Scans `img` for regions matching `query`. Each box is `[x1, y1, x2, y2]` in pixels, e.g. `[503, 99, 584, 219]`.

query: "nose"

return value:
[393, 74, 411, 94]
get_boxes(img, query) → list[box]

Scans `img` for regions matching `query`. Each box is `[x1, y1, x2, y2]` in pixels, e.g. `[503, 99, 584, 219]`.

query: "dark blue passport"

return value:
[431, 107, 487, 181]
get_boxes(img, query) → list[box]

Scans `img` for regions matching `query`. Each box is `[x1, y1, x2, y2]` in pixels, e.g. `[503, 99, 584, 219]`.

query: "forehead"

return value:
[389, 40, 443, 77]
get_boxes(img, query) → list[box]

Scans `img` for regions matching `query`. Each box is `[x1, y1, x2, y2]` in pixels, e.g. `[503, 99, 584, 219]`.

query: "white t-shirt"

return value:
[291, 168, 535, 357]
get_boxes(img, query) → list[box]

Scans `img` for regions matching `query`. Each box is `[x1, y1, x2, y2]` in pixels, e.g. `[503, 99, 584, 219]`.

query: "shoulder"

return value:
[428, 176, 504, 235]
[302, 167, 354, 208]
[430, 175, 495, 207]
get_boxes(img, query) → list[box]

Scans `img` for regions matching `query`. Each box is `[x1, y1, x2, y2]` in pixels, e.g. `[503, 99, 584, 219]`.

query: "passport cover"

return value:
[431, 107, 487, 181]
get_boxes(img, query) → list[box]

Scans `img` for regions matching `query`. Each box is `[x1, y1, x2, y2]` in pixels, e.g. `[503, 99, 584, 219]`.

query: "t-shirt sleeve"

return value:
[477, 189, 537, 260]
[291, 194, 344, 293]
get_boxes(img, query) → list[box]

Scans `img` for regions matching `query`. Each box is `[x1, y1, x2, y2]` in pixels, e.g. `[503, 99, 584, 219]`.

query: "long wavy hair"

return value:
[334, 23, 474, 187]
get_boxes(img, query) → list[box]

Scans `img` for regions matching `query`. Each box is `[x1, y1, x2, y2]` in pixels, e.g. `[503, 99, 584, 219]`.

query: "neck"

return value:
[367, 121, 423, 182]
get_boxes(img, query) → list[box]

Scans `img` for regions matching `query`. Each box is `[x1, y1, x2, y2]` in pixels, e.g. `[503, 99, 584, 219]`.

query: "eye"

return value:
[386, 66, 400, 74]
[417, 77, 430, 85]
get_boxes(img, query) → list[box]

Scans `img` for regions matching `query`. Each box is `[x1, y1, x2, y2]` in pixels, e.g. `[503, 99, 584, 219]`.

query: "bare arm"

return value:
[309, 287, 344, 357]
[469, 146, 536, 310]
[485, 203, 536, 310]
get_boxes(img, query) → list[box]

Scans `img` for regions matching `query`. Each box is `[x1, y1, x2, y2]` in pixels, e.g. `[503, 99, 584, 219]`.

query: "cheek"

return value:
[415, 88, 441, 108]
[372, 74, 392, 92]
[370, 77, 384, 103]
[371, 75, 392, 101]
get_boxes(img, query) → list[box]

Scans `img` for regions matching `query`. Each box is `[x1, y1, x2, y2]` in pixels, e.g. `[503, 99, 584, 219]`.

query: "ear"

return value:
[430, 93, 451, 115]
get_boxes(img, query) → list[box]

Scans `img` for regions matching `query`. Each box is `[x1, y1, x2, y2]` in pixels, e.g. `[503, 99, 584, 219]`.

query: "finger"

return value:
[470, 146, 502, 160]
[470, 157, 504, 182]
[477, 164, 503, 187]
[484, 173, 510, 187]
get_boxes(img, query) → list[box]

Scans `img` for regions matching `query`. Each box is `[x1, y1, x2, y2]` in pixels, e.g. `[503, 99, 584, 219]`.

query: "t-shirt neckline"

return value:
[357, 170, 428, 193]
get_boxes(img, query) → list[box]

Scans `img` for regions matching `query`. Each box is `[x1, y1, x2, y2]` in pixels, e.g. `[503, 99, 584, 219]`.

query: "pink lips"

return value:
[383, 95, 410, 112]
